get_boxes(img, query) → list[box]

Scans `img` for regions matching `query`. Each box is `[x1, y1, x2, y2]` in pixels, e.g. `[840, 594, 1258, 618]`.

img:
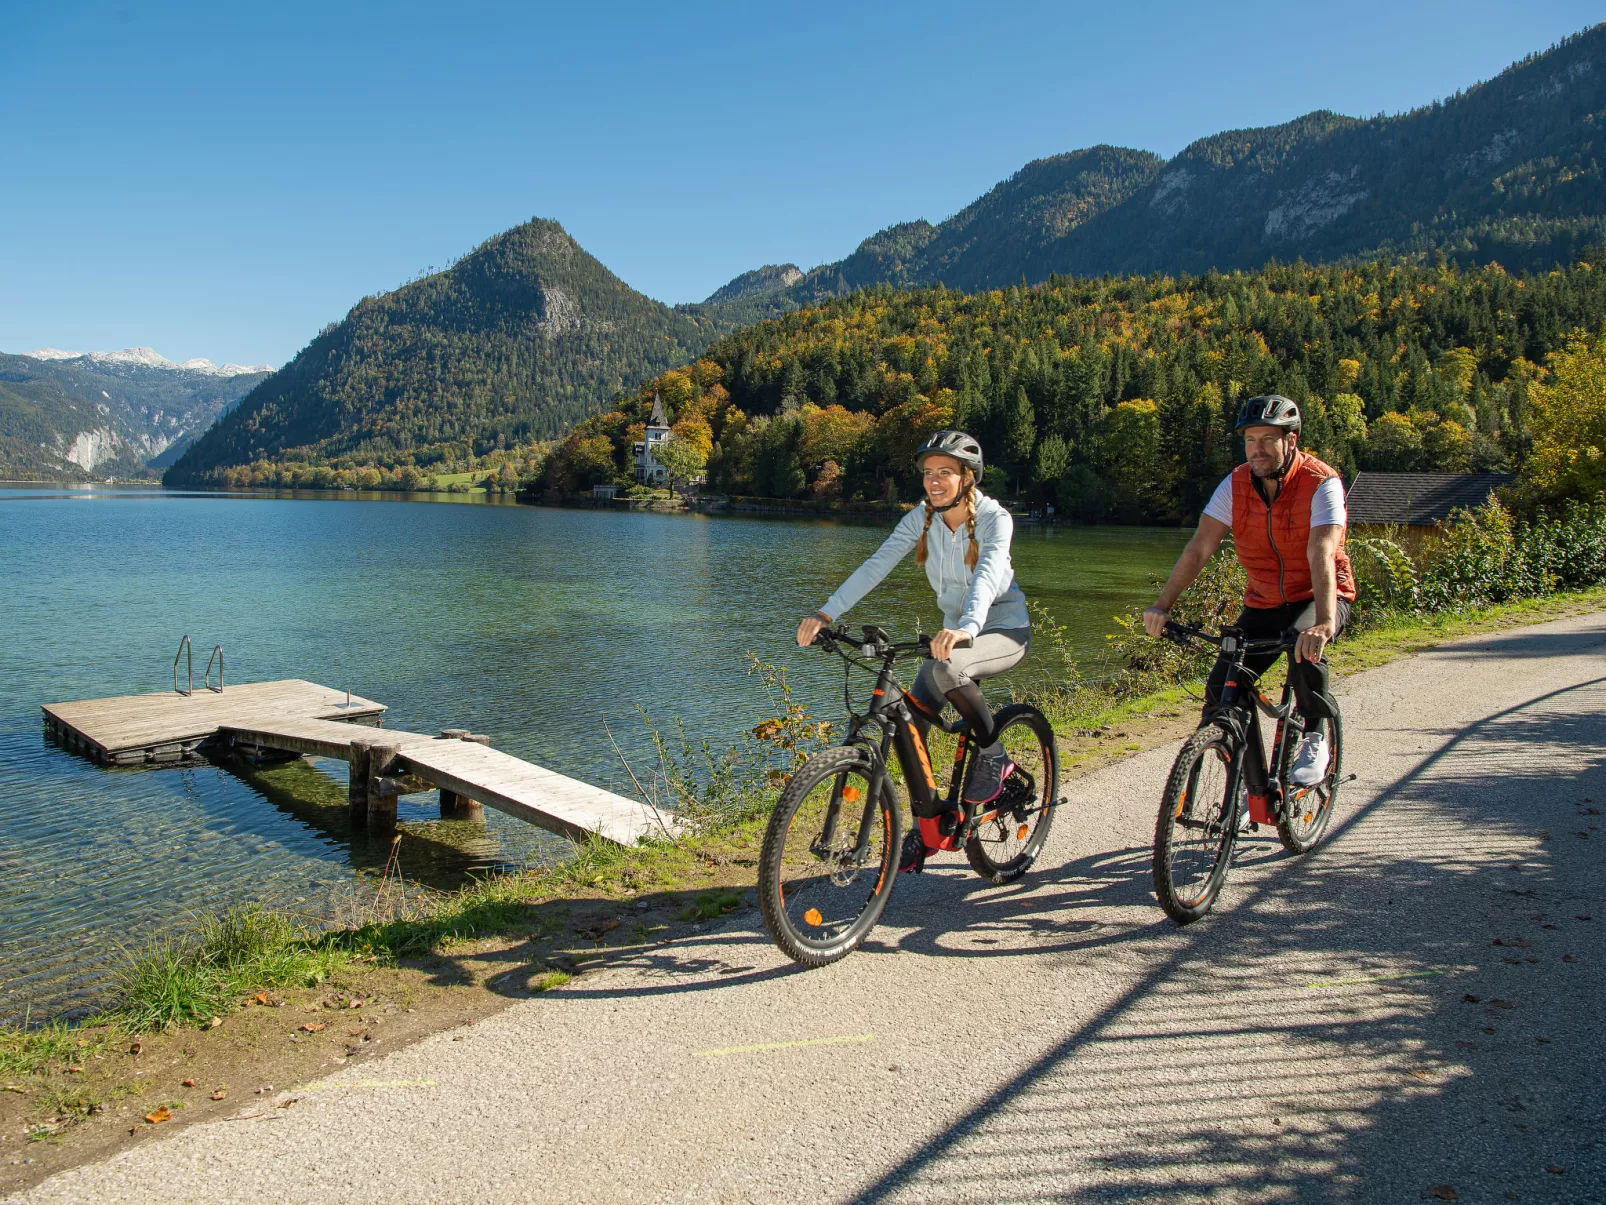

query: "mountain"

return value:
[723, 25, 1605, 312]
[167, 25, 1606, 487]
[0, 349, 272, 480]
[164, 219, 730, 486]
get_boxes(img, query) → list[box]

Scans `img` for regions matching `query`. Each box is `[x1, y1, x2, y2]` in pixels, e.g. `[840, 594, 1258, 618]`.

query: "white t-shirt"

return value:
[1202, 474, 1346, 528]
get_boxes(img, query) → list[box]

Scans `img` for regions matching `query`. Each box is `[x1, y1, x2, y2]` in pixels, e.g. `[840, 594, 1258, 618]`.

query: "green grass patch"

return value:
[116, 906, 353, 1034]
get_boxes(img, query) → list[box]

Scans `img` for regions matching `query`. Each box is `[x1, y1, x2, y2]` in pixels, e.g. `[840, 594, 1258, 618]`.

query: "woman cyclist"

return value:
[795, 430, 1031, 867]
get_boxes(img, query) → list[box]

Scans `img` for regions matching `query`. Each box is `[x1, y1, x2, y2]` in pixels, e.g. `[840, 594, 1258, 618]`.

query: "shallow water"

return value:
[0, 486, 1186, 1021]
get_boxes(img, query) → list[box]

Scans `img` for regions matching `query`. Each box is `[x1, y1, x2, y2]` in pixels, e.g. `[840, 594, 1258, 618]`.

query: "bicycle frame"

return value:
[1181, 624, 1304, 827]
[815, 626, 1019, 858]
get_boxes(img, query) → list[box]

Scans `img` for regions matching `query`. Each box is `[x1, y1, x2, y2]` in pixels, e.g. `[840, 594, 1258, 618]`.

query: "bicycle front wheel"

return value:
[1278, 711, 1342, 854]
[758, 746, 901, 967]
[1153, 723, 1239, 925]
[965, 703, 1059, 883]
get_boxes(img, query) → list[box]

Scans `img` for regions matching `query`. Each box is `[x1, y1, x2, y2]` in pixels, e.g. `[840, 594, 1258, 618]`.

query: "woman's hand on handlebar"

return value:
[928, 628, 971, 661]
[1142, 605, 1170, 639]
[796, 613, 831, 647]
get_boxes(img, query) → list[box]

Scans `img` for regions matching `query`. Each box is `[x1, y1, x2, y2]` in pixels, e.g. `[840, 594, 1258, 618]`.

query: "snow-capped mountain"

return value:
[24, 346, 273, 377]
[1, 347, 275, 479]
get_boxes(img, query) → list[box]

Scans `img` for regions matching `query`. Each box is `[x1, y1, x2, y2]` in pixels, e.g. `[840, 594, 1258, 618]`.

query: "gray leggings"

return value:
[909, 627, 1031, 714]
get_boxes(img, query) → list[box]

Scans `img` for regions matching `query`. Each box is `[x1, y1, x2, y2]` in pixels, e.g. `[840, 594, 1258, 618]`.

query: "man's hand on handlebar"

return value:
[1294, 621, 1335, 664]
[1142, 605, 1170, 639]
[796, 613, 831, 648]
[928, 628, 972, 661]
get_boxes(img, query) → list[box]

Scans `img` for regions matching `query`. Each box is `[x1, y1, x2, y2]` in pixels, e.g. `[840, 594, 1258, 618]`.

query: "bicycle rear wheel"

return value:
[965, 704, 1059, 883]
[758, 746, 901, 967]
[1278, 711, 1342, 854]
[1153, 723, 1239, 925]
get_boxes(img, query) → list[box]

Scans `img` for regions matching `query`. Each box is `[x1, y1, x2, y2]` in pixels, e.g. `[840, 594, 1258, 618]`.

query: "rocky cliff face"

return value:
[0, 349, 271, 479]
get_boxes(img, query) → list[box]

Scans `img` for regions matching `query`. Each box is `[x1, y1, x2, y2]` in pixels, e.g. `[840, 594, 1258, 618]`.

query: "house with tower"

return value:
[633, 393, 671, 486]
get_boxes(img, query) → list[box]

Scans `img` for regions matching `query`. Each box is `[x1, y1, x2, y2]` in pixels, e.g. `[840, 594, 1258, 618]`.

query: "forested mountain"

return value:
[0, 349, 269, 480]
[171, 26, 1605, 489]
[540, 257, 1606, 522]
[718, 25, 1605, 312]
[164, 220, 729, 486]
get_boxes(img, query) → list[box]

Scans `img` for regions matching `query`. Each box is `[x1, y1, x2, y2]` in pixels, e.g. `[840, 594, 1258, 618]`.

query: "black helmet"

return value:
[914, 429, 984, 482]
[1235, 394, 1301, 434]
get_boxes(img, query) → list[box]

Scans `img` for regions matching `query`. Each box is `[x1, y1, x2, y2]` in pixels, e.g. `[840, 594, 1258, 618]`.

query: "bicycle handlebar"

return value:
[814, 625, 970, 659]
[1163, 619, 1294, 655]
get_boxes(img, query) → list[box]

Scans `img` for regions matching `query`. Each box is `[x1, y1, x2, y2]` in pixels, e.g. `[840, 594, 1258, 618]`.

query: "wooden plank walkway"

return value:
[41, 679, 385, 765]
[42, 680, 676, 846]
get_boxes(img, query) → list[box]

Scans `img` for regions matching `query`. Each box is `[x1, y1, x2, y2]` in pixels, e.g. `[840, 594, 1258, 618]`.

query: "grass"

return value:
[4, 583, 1605, 1084]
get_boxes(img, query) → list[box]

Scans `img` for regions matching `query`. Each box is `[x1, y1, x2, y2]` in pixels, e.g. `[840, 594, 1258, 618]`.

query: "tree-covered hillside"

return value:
[540, 256, 1606, 522]
[164, 220, 730, 486]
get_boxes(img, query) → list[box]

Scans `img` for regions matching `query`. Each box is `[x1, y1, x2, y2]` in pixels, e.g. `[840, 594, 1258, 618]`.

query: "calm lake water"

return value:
[0, 486, 1187, 1022]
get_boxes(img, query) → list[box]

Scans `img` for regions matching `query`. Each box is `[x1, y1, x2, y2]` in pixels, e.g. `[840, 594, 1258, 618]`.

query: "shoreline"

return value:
[4, 585, 1605, 1194]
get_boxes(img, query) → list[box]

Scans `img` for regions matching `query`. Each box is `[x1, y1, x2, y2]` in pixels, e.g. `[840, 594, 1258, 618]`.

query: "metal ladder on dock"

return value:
[173, 636, 224, 696]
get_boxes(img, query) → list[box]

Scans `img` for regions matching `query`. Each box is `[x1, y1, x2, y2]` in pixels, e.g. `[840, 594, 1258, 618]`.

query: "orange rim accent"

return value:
[1174, 789, 1188, 818]
[803, 908, 823, 926]
[841, 784, 861, 803]
[874, 807, 891, 894]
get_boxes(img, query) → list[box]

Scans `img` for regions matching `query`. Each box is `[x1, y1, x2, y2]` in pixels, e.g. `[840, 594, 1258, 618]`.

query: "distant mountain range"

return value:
[715, 25, 1605, 314]
[0, 348, 272, 480]
[166, 24, 1605, 485]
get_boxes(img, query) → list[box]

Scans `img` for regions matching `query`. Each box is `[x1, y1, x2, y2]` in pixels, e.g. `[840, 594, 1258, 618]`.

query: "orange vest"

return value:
[1230, 450, 1357, 609]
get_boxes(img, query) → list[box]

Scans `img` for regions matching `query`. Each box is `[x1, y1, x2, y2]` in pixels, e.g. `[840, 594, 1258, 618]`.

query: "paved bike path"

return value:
[13, 613, 1606, 1204]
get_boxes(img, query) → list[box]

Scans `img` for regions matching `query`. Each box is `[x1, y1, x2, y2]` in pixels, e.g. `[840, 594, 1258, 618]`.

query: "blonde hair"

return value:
[915, 474, 980, 571]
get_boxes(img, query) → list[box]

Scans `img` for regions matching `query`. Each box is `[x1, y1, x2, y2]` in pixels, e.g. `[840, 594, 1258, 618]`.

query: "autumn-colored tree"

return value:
[1363, 412, 1423, 471]
[1421, 419, 1473, 471]
[654, 435, 709, 493]
[1519, 328, 1606, 505]
[670, 416, 714, 459]
[800, 404, 874, 467]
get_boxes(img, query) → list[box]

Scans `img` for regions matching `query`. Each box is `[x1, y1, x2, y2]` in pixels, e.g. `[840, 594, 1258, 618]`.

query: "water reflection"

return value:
[0, 488, 1187, 1022]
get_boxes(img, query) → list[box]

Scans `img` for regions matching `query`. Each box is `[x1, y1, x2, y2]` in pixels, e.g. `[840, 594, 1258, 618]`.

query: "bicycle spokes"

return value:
[772, 760, 892, 944]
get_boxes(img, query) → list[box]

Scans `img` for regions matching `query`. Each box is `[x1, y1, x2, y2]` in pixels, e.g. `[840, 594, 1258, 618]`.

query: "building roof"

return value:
[1345, 472, 1515, 526]
[647, 392, 669, 429]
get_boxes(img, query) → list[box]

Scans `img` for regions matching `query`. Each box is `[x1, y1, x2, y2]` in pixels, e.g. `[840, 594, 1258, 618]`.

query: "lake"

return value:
[0, 486, 1188, 1022]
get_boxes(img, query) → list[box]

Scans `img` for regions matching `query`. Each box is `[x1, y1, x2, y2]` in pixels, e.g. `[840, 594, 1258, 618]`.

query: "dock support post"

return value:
[364, 743, 401, 830]
[348, 743, 371, 827]
[440, 787, 485, 823]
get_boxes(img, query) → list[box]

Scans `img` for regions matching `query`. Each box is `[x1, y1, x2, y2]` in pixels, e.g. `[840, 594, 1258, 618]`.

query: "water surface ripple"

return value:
[0, 487, 1185, 1022]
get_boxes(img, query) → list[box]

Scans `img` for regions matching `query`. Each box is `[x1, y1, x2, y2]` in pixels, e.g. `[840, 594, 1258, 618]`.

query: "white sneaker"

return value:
[1235, 784, 1255, 833]
[1290, 731, 1330, 787]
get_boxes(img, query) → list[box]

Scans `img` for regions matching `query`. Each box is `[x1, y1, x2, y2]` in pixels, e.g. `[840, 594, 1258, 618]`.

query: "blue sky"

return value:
[1, 0, 1599, 367]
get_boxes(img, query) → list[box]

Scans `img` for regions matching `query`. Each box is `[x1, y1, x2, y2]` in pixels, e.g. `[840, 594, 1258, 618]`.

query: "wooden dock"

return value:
[42, 680, 676, 845]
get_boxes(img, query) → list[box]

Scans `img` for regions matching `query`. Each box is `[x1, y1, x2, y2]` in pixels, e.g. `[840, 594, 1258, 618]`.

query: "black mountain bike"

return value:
[1151, 619, 1346, 925]
[757, 625, 1060, 966]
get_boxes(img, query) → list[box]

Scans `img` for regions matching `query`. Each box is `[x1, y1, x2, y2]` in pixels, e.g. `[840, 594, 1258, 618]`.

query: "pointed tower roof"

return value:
[648, 392, 669, 429]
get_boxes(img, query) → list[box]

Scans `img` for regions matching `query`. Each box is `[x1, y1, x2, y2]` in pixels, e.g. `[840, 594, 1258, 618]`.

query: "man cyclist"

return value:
[1142, 394, 1356, 791]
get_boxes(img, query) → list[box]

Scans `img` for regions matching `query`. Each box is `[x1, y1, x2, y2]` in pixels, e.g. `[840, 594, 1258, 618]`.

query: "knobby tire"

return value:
[758, 745, 901, 967]
[1153, 722, 1239, 925]
[964, 704, 1060, 883]
[1278, 711, 1342, 854]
